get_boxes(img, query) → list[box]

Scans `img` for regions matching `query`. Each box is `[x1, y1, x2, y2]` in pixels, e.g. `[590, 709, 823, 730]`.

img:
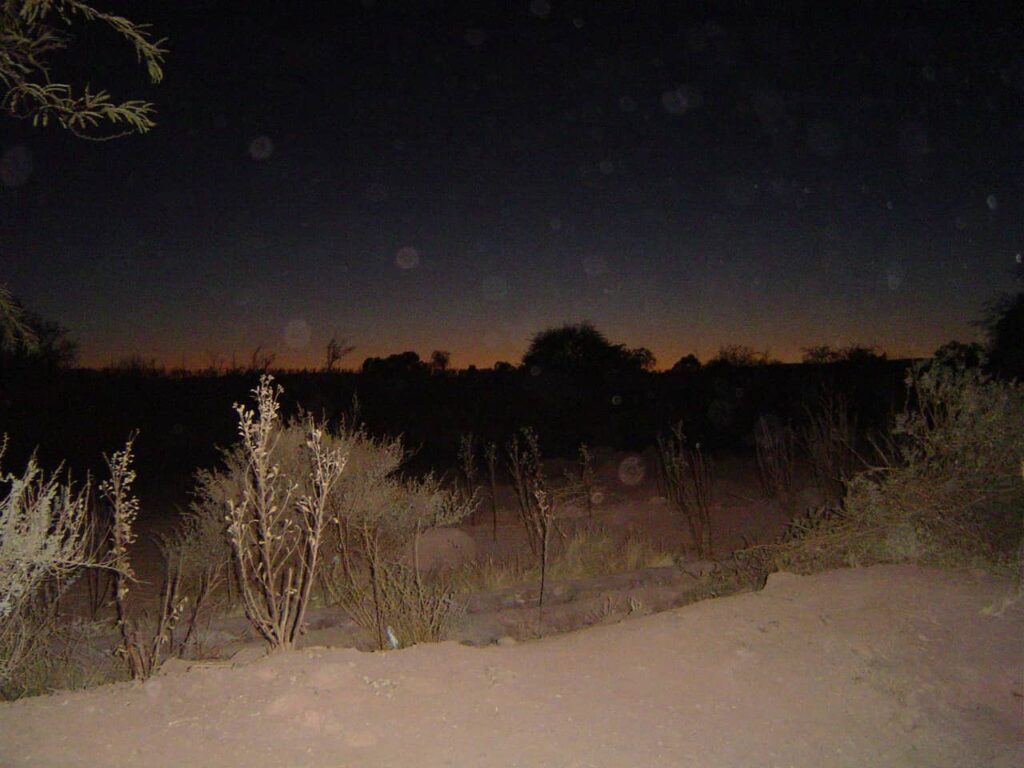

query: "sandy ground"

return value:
[1, 564, 1020, 768]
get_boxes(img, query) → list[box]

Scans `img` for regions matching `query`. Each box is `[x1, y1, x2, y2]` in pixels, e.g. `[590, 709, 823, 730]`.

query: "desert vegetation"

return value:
[0, 299, 1022, 700]
[741, 357, 1024, 584]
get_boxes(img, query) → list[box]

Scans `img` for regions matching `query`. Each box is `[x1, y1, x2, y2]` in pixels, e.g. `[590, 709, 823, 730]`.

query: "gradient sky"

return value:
[1, 0, 1021, 369]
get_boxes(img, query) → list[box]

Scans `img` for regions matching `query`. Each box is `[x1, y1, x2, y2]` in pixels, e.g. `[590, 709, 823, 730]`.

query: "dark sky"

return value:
[2, 0, 1022, 368]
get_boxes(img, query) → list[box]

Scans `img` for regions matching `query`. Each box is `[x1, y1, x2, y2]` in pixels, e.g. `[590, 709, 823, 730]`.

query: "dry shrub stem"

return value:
[565, 444, 598, 520]
[506, 428, 569, 617]
[755, 418, 795, 500]
[801, 392, 861, 504]
[485, 441, 499, 541]
[656, 423, 714, 558]
[507, 429, 544, 556]
[104, 434, 185, 680]
[457, 432, 480, 522]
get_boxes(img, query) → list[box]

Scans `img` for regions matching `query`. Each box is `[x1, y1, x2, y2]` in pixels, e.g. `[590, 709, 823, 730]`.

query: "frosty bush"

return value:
[0, 442, 94, 686]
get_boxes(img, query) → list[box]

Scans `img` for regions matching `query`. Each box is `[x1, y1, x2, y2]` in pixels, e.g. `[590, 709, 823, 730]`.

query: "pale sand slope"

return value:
[1, 565, 1020, 768]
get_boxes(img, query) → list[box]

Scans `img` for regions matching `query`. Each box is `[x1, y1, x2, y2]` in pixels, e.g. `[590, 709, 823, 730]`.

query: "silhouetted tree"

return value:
[706, 344, 773, 368]
[802, 344, 885, 365]
[840, 345, 886, 364]
[801, 345, 840, 364]
[0, 283, 36, 353]
[249, 345, 276, 373]
[0, 294, 77, 369]
[361, 351, 427, 376]
[429, 350, 451, 373]
[670, 353, 701, 373]
[105, 353, 162, 376]
[324, 334, 355, 372]
[983, 292, 1024, 379]
[522, 322, 654, 377]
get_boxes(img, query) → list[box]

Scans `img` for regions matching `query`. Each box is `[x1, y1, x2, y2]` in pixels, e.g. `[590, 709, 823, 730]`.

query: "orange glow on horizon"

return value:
[77, 333, 942, 372]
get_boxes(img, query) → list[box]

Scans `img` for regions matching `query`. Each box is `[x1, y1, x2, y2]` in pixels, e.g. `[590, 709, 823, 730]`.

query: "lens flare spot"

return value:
[617, 456, 646, 486]
[248, 135, 274, 160]
[395, 246, 420, 270]
[284, 319, 312, 349]
[0, 145, 33, 187]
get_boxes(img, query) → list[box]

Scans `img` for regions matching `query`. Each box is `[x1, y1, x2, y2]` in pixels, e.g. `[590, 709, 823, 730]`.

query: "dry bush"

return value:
[506, 428, 547, 557]
[0, 441, 97, 689]
[655, 423, 714, 558]
[322, 439, 474, 649]
[800, 392, 861, 504]
[198, 380, 472, 651]
[755, 417, 795, 500]
[336, 563, 465, 649]
[221, 376, 347, 651]
[0, 596, 115, 700]
[165, 487, 236, 655]
[754, 362, 1024, 575]
[506, 428, 568, 613]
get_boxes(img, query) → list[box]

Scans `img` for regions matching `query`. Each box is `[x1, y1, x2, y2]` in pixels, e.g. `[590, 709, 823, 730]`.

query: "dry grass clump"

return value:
[337, 563, 465, 649]
[458, 525, 675, 593]
[750, 362, 1023, 576]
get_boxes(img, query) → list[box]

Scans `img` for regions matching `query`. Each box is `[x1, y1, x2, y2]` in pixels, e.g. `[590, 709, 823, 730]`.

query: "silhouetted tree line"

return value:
[2, 296, 1021, 516]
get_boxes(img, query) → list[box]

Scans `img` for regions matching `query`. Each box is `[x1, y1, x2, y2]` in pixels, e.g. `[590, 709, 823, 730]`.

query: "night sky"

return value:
[1, 0, 1022, 369]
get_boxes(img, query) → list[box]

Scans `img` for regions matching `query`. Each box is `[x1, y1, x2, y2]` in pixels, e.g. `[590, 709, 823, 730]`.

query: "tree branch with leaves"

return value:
[0, 0, 167, 139]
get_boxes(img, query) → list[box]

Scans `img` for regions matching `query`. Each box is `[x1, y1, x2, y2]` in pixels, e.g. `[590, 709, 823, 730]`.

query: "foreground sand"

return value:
[1, 565, 1020, 768]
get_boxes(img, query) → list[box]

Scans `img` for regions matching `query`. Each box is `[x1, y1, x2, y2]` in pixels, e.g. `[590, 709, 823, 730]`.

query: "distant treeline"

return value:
[0, 357, 912, 504]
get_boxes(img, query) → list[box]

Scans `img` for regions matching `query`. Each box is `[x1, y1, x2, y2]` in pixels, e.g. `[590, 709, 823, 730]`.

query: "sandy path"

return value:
[1, 565, 1020, 768]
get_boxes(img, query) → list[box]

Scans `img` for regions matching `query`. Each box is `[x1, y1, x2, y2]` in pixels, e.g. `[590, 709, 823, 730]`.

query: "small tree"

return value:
[429, 350, 451, 374]
[0, 288, 77, 369]
[984, 292, 1024, 380]
[0, 1, 167, 139]
[522, 322, 654, 377]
